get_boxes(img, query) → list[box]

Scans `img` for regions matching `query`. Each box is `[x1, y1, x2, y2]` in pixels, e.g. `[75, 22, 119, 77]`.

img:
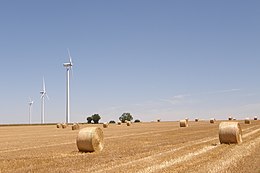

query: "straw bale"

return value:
[56, 123, 62, 128]
[103, 122, 108, 128]
[219, 122, 242, 144]
[180, 119, 188, 127]
[210, 118, 215, 123]
[76, 127, 104, 152]
[72, 123, 80, 130]
[62, 123, 68, 129]
[244, 118, 251, 124]
[126, 121, 131, 126]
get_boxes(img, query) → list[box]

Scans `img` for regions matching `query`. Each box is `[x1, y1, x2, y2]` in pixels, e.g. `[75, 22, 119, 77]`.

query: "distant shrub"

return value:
[119, 113, 133, 123]
[134, 119, 141, 123]
[86, 116, 92, 124]
[92, 114, 101, 124]
[109, 120, 116, 124]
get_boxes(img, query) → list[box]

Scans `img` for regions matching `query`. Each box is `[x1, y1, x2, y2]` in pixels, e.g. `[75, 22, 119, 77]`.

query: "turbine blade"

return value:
[70, 66, 73, 79]
[67, 48, 71, 61]
[67, 48, 70, 57]
[43, 77, 46, 92]
[46, 93, 50, 100]
[67, 48, 73, 66]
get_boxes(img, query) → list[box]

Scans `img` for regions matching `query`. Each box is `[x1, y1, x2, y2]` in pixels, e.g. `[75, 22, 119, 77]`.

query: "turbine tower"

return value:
[28, 97, 34, 124]
[63, 49, 73, 124]
[40, 78, 49, 124]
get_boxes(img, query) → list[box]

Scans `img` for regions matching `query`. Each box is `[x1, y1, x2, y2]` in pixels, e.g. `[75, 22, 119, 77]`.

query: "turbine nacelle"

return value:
[63, 48, 73, 71]
[40, 78, 49, 99]
[28, 97, 34, 106]
[63, 62, 73, 68]
[28, 101, 34, 106]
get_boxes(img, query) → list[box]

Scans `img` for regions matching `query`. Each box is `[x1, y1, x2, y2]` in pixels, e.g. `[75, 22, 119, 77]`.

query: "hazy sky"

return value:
[0, 1, 259, 124]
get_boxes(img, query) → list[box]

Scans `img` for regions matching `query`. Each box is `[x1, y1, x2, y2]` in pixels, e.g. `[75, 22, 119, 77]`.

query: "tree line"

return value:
[86, 112, 140, 124]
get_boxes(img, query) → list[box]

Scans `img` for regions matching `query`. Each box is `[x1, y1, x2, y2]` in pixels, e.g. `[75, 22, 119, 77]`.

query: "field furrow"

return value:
[0, 120, 259, 173]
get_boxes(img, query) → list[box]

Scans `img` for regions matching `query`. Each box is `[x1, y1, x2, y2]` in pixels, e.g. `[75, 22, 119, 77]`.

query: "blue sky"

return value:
[0, 1, 259, 124]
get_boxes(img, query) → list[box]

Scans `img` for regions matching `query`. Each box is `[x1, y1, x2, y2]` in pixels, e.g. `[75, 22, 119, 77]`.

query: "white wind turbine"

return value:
[63, 49, 73, 124]
[28, 97, 34, 124]
[40, 77, 49, 124]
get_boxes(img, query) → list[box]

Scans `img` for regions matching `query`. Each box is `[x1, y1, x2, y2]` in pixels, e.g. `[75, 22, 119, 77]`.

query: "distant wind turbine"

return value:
[28, 97, 34, 124]
[63, 49, 73, 124]
[40, 77, 49, 124]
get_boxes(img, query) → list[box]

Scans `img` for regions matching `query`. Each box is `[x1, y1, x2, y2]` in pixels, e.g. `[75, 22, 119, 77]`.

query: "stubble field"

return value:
[0, 120, 259, 173]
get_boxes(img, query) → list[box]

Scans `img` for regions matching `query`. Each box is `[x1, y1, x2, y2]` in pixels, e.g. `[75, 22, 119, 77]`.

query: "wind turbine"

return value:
[40, 77, 49, 124]
[63, 49, 73, 124]
[28, 97, 34, 124]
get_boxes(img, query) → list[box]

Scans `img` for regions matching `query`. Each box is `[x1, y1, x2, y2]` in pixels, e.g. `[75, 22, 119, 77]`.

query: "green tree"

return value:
[92, 114, 101, 124]
[109, 120, 116, 124]
[119, 113, 133, 123]
[134, 119, 141, 123]
[86, 116, 92, 124]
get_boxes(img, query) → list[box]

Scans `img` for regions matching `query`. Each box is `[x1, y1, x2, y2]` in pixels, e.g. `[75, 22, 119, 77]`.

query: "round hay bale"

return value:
[103, 122, 108, 128]
[210, 118, 215, 124]
[219, 122, 242, 144]
[126, 121, 131, 126]
[117, 121, 121, 125]
[56, 123, 62, 128]
[195, 118, 199, 122]
[185, 118, 189, 123]
[72, 123, 80, 130]
[62, 123, 68, 129]
[180, 119, 188, 127]
[244, 118, 251, 124]
[228, 116, 233, 121]
[254, 116, 257, 120]
[157, 119, 161, 122]
[233, 118, 236, 120]
[76, 127, 104, 152]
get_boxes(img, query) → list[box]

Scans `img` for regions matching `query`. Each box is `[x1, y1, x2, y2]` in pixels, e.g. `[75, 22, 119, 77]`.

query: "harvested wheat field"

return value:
[0, 120, 259, 173]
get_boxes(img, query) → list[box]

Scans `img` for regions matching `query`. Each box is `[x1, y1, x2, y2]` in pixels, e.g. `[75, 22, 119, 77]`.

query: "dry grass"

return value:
[0, 121, 259, 173]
